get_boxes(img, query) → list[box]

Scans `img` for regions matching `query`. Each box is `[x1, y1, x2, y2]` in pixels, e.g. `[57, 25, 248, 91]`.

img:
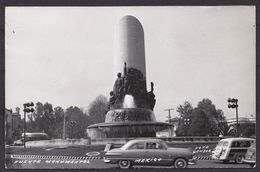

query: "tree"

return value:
[192, 99, 226, 136]
[176, 101, 193, 136]
[88, 95, 108, 124]
[65, 106, 89, 139]
[216, 109, 229, 135]
[176, 101, 193, 118]
[52, 106, 65, 138]
[239, 123, 255, 137]
[175, 98, 228, 136]
[189, 109, 210, 136]
[32, 102, 57, 138]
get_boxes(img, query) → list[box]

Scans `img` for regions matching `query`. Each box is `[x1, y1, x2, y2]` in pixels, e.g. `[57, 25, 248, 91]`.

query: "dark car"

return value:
[104, 138, 196, 169]
[242, 140, 256, 168]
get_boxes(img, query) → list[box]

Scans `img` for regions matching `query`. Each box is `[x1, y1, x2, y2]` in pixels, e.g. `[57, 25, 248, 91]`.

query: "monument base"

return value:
[87, 108, 174, 144]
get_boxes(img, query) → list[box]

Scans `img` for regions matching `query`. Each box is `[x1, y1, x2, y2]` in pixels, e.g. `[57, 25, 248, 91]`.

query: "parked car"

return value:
[211, 137, 255, 164]
[104, 138, 196, 169]
[242, 140, 256, 168]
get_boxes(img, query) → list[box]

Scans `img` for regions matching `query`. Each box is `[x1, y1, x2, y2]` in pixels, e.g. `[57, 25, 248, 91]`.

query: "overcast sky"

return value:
[5, 6, 255, 122]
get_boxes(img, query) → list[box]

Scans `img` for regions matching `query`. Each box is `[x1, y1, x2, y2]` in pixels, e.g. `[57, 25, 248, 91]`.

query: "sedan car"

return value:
[242, 140, 256, 168]
[104, 139, 196, 169]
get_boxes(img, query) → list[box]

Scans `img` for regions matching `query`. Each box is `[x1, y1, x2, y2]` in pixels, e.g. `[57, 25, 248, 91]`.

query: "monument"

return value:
[87, 15, 173, 143]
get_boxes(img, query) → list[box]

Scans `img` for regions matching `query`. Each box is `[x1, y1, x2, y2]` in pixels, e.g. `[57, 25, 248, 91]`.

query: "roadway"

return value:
[5, 154, 252, 169]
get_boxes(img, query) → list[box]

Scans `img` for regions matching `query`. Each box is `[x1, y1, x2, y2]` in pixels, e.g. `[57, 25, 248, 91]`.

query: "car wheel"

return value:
[174, 158, 188, 168]
[118, 160, 131, 169]
[235, 155, 244, 164]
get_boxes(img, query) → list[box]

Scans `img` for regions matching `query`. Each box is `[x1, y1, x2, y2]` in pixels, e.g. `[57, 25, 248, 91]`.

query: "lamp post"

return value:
[70, 121, 77, 138]
[228, 98, 239, 137]
[23, 102, 34, 148]
[63, 112, 66, 139]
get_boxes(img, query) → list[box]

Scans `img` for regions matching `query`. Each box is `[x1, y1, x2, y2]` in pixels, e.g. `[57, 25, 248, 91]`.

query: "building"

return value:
[5, 108, 22, 144]
[226, 117, 256, 137]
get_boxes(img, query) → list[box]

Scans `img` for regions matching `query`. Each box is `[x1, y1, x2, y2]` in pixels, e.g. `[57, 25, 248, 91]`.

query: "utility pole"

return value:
[164, 108, 174, 123]
[164, 108, 174, 137]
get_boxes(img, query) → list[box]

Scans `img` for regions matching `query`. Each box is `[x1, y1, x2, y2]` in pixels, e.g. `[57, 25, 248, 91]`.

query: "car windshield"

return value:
[121, 141, 140, 150]
[127, 142, 145, 150]
[217, 141, 228, 147]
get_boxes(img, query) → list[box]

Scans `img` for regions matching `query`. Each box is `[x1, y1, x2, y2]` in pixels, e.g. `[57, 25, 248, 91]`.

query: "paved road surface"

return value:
[5, 154, 252, 169]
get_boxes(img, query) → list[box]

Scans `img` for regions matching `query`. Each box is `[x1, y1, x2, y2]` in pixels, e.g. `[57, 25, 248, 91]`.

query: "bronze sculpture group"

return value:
[108, 62, 156, 110]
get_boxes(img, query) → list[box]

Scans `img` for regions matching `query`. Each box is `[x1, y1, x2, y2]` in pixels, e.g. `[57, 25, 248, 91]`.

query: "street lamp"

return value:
[183, 118, 190, 125]
[23, 102, 34, 148]
[228, 98, 239, 137]
[70, 121, 77, 138]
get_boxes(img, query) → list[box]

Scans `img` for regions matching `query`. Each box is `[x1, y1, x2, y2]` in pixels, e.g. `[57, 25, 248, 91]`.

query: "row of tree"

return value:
[175, 99, 255, 137]
[26, 95, 108, 139]
[25, 96, 254, 138]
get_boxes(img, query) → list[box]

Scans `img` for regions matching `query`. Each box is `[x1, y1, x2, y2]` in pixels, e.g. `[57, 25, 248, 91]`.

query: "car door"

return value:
[124, 142, 147, 165]
[144, 141, 172, 166]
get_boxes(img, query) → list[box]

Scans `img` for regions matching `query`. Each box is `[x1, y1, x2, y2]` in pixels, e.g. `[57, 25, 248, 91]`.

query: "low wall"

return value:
[25, 139, 90, 148]
[91, 136, 222, 145]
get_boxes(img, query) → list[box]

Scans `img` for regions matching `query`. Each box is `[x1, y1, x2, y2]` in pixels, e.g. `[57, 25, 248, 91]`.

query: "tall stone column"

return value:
[113, 15, 146, 81]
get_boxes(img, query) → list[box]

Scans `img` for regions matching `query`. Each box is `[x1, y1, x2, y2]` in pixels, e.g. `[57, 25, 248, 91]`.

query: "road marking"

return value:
[8, 154, 103, 160]
[86, 152, 100, 157]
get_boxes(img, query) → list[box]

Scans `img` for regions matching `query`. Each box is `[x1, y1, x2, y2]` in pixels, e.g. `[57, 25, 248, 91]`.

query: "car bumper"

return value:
[104, 158, 118, 164]
[188, 159, 197, 165]
[104, 159, 111, 163]
[242, 159, 255, 164]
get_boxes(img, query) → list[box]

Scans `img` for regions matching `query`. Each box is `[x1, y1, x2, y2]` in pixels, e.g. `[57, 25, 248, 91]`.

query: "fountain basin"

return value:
[87, 121, 173, 139]
[105, 108, 156, 123]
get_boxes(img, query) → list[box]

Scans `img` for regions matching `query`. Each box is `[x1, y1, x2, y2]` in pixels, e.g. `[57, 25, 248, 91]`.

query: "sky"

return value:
[5, 6, 255, 122]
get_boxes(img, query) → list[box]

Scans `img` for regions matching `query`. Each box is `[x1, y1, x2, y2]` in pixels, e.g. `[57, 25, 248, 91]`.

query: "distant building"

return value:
[157, 117, 180, 137]
[156, 128, 175, 137]
[226, 117, 256, 137]
[227, 117, 256, 126]
[5, 108, 22, 144]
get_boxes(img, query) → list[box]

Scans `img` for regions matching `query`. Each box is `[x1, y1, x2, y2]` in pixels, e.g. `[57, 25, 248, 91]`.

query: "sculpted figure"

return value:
[108, 91, 116, 109]
[124, 62, 127, 76]
[147, 82, 156, 110]
[113, 73, 124, 97]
